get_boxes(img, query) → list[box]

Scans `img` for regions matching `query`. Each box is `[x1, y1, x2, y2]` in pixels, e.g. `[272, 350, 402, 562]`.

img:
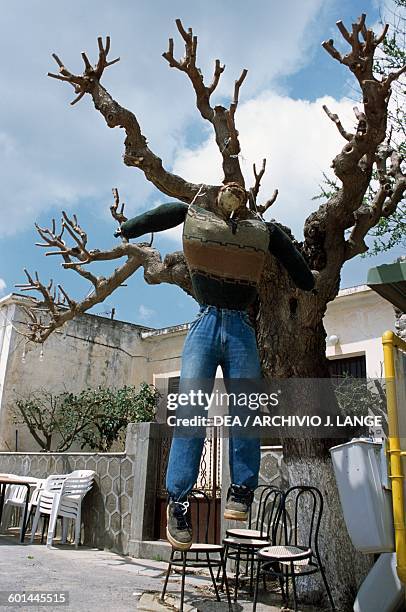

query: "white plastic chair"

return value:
[0, 478, 45, 534]
[30, 471, 95, 548]
[29, 474, 68, 543]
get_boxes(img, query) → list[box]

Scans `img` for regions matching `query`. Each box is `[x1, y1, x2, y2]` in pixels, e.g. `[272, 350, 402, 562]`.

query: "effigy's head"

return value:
[217, 182, 248, 215]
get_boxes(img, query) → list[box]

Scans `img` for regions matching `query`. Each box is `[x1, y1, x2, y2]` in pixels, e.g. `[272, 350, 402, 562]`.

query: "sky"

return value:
[0, 0, 404, 329]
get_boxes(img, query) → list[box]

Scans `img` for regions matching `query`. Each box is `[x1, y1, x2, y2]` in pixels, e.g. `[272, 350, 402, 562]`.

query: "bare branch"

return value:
[16, 193, 194, 343]
[162, 19, 246, 185]
[383, 64, 406, 90]
[304, 15, 405, 284]
[336, 21, 352, 45]
[375, 23, 389, 46]
[62, 211, 88, 252]
[110, 187, 128, 225]
[48, 39, 119, 106]
[322, 105, 353, 141]
[207, 59, 225, 96]
[162, 20, 213, 121]
[344, 145, 406, 260]
[321, 39, 343, 63]
[256, 189, 279, 215]
[49, 38, 199, 201]
[225, 68, 248, 161]
[249, 159, 267, 209]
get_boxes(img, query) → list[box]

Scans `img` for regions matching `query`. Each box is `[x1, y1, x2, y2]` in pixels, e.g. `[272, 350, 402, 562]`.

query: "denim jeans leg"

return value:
[165, 308, 220, 501]
[222, 311, 262, 490]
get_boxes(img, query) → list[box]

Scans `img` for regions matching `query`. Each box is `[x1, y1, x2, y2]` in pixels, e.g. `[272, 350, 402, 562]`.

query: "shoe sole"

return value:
[223, 509, 248, 521]
[166, 527, 192, 551]
[166, 506, 192, 551]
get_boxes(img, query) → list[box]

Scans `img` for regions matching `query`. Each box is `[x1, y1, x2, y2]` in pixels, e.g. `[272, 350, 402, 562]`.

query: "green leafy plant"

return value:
[13, 382, 159, 452]
[79, 383, 160, 452]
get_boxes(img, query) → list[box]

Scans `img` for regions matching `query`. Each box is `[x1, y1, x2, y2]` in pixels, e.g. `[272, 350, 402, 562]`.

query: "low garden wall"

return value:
[0, 450, 134, 553]
[0, 423, 284, 558]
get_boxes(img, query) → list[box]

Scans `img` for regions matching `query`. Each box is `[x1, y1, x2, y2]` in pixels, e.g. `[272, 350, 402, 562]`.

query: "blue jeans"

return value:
[166, 305, 262, 501]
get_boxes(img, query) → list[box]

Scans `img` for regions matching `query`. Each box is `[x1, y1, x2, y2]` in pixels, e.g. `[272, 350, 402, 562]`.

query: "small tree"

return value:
[78, 382, 159, 451]
[13, 387, 95, 451]
[13, 383, 159, 452]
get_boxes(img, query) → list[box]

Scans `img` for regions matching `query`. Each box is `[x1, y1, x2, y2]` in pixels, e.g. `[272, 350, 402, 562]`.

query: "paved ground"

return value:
[0, 533, 320, 612]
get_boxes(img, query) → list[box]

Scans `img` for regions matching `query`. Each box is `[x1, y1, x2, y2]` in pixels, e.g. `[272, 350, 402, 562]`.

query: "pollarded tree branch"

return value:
[15, 190, 192, 343]
[248, 159, 267, 210]
[162, 20, 221, 121]
[345, 147, 406, 259]
[110, 188, 128, 226]
[322, 105, 353, 141]
[49, 37, 199, 203]
[257, 190, 279, 215]
[303, 15, 406, 299]
[162, 19, 247, 186]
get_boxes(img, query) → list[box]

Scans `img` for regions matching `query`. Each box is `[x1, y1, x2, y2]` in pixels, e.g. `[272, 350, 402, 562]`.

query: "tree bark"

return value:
[256, 257, 373, 611]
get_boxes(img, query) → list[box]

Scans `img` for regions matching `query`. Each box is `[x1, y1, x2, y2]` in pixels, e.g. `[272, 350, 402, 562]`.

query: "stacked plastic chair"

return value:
[30, 470, 95, 548]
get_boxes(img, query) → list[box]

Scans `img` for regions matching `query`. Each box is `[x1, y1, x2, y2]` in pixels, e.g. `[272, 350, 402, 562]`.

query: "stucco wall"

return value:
[324, 285, 396, 377]
[0, 301, 150, 451]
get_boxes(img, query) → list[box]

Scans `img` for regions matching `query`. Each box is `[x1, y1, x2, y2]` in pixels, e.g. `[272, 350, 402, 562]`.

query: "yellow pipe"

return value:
[382, 330, 406, 584]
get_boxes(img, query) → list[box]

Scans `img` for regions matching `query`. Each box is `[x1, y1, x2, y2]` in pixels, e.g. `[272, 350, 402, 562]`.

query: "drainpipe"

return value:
[382, 330, 406, 584]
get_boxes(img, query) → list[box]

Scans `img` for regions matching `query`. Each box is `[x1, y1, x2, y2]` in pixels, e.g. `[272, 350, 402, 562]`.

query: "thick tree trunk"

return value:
[256, 259, 373, 611]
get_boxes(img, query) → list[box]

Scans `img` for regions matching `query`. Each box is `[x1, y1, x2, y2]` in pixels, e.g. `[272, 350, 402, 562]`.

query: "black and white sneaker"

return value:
[224, 484, 254, 521]
[166, 499, 192, 550]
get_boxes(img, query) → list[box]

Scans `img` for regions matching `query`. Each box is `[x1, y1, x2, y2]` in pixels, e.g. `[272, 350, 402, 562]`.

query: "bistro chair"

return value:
[161, 489, 232, 612]
[221, 486, 283, 601]
[253, 485, 335, 612]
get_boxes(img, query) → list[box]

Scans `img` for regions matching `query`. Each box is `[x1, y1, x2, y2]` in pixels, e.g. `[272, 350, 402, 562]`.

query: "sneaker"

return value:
[166, 499, 192, 550]
[224, 484, 254, 521]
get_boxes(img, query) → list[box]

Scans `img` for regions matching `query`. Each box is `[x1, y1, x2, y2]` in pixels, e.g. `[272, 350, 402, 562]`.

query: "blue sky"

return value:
[0, 0, 403, 329]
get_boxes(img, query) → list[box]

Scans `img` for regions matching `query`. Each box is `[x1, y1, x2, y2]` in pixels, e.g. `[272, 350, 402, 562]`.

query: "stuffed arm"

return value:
[267, 222, 315, 291]
[118, 202, 189, 239]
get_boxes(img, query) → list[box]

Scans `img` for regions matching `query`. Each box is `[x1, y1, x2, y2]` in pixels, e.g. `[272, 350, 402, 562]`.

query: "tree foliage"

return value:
[13, 382, 159, 452]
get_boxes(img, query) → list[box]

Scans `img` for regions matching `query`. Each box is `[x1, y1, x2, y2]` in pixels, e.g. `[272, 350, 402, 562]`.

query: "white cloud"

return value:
[137, 304, 156, 322]
[0, 0, 332, 237]
[171, 92, 355, 240]
[0, 279, 6, 296]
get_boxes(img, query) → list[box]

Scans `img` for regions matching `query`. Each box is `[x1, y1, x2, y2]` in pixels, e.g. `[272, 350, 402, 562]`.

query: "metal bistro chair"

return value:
[253, 485, 335, 612]
[161, 489, 232, 612]
[221, 486, 283, 602]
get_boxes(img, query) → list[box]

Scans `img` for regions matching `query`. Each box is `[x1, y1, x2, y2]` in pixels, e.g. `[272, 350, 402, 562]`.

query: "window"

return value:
[167, 376, 180, 395]
[328, 355, 366, 378]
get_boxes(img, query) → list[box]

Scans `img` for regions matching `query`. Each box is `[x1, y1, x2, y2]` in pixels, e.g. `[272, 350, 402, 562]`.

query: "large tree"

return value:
[16, 15, 405, 611]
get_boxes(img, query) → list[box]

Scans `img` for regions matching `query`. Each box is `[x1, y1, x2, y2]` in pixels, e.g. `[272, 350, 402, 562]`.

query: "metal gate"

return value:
[154, 431, 222, 543]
